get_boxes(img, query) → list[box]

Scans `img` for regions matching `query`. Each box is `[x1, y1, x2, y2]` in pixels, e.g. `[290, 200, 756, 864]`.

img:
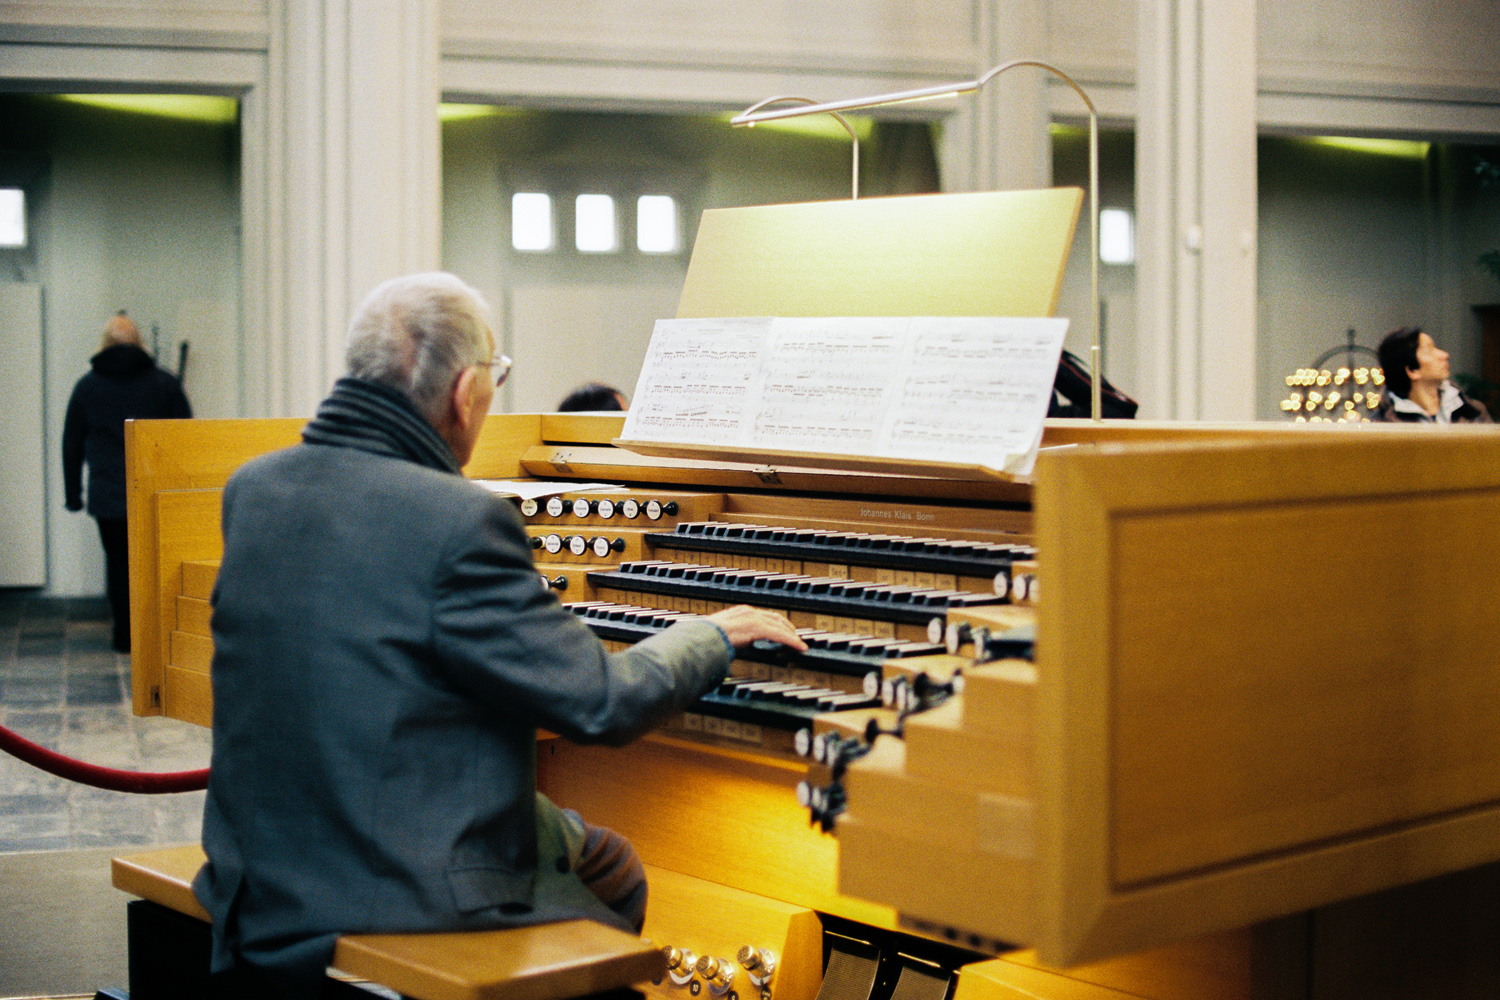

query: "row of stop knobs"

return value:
[532, 534, 629, 558]
[521, 496, 681, 519]
[660, 944, 777, 996]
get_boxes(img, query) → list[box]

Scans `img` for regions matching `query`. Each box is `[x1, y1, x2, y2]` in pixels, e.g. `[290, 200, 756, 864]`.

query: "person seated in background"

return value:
[194, 272, 803, 997]
[1374, 326, 1491, 424]
[558, 382, 628, 412]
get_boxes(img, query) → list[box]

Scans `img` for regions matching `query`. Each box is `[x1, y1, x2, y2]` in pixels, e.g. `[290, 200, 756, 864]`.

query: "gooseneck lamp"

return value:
[733, 60, 1101, 420]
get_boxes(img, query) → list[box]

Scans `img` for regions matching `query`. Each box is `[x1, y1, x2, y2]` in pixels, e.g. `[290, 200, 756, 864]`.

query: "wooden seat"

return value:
[111, 845, 667, 1000]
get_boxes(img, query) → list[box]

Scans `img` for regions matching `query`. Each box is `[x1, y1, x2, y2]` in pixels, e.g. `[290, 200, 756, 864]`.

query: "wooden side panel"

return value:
[171, 630, 214, 673]
[181, 562, 219, 600]
[464, 413, 541, 480]
[536, 736, 895, 930]
[126, 418, 303, 717]
[137, 489, 222, 716]
[128, 417, 306, 493]
[164, 666, 213, 728]
[1112, 489, 1500, 885]
[1033, 427, 1500, 965]
[539, 412, 626, 445]
[176, 595, 212, 635]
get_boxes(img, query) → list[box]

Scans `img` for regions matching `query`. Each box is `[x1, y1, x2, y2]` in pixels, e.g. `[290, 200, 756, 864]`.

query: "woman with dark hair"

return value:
[1374, 326, 1490, 424]
[557, 382, 628, 412]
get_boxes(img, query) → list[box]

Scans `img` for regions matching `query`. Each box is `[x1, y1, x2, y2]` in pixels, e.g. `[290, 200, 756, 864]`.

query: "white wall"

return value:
[1, 97, 241, 595]
[1259, 0, 1500, 98]
[0, 284, 46, 587]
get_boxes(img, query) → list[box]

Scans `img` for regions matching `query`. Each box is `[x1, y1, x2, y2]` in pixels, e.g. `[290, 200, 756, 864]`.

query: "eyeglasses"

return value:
[479, 352, 513, 386]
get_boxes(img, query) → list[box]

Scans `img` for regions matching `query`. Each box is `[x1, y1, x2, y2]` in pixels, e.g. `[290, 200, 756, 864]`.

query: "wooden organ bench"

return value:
[111, 845, 667, 1000]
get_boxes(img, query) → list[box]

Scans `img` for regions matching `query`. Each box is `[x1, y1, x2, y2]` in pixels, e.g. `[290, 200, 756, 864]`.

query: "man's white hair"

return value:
[345, 272, 492, 425]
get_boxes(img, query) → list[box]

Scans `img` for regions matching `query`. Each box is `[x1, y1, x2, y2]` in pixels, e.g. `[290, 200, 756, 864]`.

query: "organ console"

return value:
[125, 410, 1500, 1000]
[122, 189, 1500, 998]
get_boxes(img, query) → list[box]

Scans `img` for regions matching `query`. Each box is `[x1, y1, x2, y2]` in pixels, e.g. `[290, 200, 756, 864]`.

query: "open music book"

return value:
[620, 316, 1068, 477]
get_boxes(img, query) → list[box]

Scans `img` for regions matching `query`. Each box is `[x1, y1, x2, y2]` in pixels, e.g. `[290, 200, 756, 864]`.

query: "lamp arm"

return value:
[731, 61, 1102, 417]
[977, 60, 1101, 420]
[737, 95, 861, 200]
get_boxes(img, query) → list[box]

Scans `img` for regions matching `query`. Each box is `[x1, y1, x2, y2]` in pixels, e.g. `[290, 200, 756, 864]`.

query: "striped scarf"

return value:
[301, 377, 460, 475]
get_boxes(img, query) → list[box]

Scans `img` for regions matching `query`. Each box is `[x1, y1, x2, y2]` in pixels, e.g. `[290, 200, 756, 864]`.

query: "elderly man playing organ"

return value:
[193, 271, 805, 997]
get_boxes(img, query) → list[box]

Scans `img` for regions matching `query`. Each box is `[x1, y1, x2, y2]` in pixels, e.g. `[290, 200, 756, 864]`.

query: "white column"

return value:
[940, 0, 1049, 193]
[1136, 0, 1258, 420]
[254, 0, 441, 417]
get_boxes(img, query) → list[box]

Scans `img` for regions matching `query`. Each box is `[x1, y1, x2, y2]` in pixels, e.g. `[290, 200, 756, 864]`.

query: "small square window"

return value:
[1100, 208, 1134, 264]
[575, 194, 618, 253]
[0, 189, 25, 249]
[512, 193, 554, 252]
[636, 196, 680, 254]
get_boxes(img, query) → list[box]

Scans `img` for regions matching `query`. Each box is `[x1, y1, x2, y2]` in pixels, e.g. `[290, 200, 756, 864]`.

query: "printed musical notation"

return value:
[623, 317, 767, 440]
[621, 315, 1067, 475]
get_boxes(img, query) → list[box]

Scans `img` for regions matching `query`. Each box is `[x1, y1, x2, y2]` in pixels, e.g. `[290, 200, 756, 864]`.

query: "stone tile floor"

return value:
[0, 591, 209, 854]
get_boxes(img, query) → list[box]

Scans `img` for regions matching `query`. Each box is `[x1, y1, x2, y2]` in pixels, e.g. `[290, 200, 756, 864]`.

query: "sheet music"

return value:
[753, 318, 907, 450]
[885, 317, 1065, 475]
[621, 317, 769, 444]
[622, 316, 1067, 475]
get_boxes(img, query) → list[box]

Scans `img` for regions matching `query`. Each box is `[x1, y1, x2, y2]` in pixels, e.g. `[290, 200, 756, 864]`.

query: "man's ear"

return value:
[451, 366, 480, 432]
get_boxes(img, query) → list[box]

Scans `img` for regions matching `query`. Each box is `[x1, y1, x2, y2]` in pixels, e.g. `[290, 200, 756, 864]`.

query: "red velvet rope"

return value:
[0, 722, 209, 794]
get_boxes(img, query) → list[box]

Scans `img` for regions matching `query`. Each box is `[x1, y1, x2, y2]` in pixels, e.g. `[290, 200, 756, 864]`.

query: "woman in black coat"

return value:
[62, 312, 191, 652]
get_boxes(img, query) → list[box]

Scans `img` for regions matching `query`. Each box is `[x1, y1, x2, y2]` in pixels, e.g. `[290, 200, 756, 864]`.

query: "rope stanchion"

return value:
[0, 722, 208, 794]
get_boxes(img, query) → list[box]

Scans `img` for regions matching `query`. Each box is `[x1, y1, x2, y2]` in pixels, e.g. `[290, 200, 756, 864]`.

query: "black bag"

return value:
[1048, 349, 1138, 419]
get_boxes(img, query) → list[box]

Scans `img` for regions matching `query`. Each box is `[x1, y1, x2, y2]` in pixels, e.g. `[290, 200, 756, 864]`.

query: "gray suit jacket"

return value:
[193, 442, 732, 987]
